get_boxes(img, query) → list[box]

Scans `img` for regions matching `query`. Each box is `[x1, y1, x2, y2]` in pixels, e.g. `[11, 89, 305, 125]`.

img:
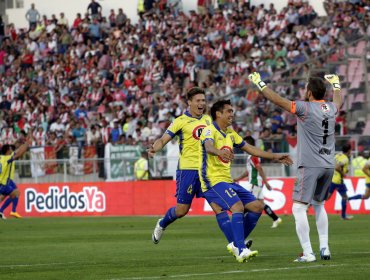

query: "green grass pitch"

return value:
[0, 215, 369, 280]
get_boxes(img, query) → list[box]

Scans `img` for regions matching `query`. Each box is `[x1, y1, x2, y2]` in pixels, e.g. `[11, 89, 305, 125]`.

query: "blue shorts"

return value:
[203, 182, 256, 211]
[0, 180, 17, 196]
[329, 183, 347, 196]
[175, 170, 203, 204]
[366, 183, 370, 189]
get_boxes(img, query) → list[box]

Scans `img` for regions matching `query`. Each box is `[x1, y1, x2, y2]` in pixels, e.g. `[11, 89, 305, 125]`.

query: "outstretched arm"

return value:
[147, 133, 172, 157]
[241, 143, 293, 166]
[324, 74, 342, 109]
[14, 133, 33, 160]
[248, 72, 292, 113]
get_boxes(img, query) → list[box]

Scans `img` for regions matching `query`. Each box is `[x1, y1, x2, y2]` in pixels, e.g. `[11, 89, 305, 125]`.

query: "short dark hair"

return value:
[307, 76, 326, 100]
[186, 87, 205, 101]
[1, 144, 15, 155]
[210, 99, 231, 120]
[342, 143, 351, 153]
[244, 136, 255, 146]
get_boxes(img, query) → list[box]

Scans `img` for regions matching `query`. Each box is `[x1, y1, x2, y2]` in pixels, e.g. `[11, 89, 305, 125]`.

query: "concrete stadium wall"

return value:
[6, 0, 326, 29]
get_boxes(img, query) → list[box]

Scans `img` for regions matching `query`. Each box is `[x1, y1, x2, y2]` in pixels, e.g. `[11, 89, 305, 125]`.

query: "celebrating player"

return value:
[349, 151, 370, 201]
[149, 87, 234, 246]
[327, 143, 353, 220]
[0, 134, 33, 219]
[249, 72, 342, 262]
[199, 99, 292, 262]
[233, 136, 283, 229]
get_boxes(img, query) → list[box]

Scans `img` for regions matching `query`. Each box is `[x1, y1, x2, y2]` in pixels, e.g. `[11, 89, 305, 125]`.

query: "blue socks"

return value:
[348, 194, 362, 200]
[12, 197, 19, 212]
[160, 207, 177, 228]
[216, 211, 233, 243]
[231, 212, 245, 253]
[341, 199, 347, 218]
[0, 197, 13, 212]
[243, 211, 262, 239]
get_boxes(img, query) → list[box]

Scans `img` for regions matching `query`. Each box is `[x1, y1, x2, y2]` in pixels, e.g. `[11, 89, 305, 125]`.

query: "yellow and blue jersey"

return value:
[0, 152, 15, 185]
[365, 160, 370, 184]
[332, 153, 349, 184]
[165, 111, 212, 170]
[199, 122, 245, 192]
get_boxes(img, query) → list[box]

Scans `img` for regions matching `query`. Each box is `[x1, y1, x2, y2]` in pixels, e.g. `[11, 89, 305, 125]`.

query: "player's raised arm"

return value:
[241, 143, 293, 166]
[148, 133, 172, 158]
[324, 74, 342, 110]
[13, 131, 33, 160]
[248, 72, 293, 113]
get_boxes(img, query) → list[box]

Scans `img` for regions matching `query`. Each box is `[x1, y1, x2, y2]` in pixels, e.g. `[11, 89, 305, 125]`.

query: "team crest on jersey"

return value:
[230, 135, 235, 143]
[320, 103, 330, 113]
[205, 120, 210, 125]
[218, 146, 233, 164]
[193, 125, 206, 140]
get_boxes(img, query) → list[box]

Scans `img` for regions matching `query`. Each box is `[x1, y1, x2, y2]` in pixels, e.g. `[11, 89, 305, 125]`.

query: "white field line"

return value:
[109, 264, 351, 280]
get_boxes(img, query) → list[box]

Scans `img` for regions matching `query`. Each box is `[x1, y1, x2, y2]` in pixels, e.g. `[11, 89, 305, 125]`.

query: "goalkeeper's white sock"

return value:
[292, 203, 313, 255]
[313, 203, 329, 250]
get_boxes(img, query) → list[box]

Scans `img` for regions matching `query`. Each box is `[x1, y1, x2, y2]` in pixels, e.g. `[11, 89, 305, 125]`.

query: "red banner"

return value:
[4, 178, 370, 217]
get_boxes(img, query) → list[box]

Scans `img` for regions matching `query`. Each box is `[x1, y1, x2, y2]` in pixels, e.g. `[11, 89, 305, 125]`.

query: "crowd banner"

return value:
[29, 146, 97, 177]
[105, 144, 141, 181]
[10, 177, 370, 217]
[30, 147, 46, 177]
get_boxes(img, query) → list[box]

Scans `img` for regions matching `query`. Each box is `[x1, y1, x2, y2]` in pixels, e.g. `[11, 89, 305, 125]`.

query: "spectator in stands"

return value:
[110, 120, 122, 144]
[134, 151, 149, 180]
[72, 119, 86, 158]
[25, 3, 40, 30]
[87, 0, 102, 19]
[271, 109, 284, 135]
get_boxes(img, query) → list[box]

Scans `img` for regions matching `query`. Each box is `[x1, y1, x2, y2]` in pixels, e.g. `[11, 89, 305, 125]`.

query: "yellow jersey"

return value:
[332, 153, 349, 184]
[199, 122, 245, 192]
[165, 112, 212, 170]
[364, 160, 370, 184]
[0, 153, 15, 185]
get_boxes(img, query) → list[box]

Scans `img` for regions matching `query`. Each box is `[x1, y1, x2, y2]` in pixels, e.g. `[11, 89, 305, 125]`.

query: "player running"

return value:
[0, 134, 33, 219]
[233, 136, 283, 228]
[199, 99, 292, 262]
[327, 143, 353, 220]
[349, 151, 370, 202]
[149, 87, 234, 246]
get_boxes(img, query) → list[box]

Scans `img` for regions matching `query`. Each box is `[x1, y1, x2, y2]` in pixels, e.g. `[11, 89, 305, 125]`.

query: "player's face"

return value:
[188, 94, 206, 117]
[220, 104, 234, 126]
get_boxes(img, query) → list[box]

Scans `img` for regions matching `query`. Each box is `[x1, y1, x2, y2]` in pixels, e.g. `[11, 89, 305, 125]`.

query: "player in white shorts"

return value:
[234, 136, 282, 228]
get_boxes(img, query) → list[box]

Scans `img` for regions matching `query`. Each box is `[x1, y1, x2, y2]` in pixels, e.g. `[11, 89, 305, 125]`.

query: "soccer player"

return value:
[327, 143, 353, 220]
[233, 136, 283, 228]
[149, 87, 234, 246]
[199, 99, 292, 262]
[349, 151, 370, 201]
[0, 134, 33, 219]
[249, 72, 342, 262]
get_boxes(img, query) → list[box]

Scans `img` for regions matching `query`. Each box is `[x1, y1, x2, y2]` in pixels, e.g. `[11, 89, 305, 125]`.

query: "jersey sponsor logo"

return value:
[25, 186, 106, 213]
[319, 147, 331, 155]
[193, 125, 206, 139]
[218, 146, 233, 163]
[321, 103, 330, 113]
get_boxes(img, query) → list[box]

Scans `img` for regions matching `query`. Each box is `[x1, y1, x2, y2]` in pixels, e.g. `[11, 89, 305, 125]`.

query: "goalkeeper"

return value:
[249, 72, 342, 262]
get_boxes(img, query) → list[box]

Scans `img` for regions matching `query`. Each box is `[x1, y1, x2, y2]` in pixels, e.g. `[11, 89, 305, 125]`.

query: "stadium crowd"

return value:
[0, 0, 369, 157]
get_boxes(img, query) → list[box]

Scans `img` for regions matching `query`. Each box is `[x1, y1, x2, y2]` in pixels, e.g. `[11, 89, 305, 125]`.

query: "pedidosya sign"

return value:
[25, 186, 106, 213]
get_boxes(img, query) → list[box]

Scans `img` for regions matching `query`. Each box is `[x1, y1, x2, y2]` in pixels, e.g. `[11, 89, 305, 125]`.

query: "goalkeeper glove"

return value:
[248, 72, 267, 91]
[324, 74, 341, 90]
